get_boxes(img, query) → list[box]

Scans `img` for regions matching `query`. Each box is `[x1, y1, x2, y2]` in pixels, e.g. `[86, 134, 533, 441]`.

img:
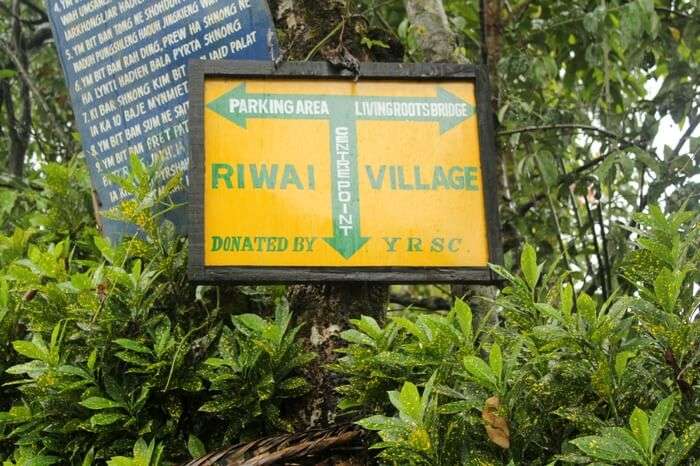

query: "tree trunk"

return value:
[404, 0, 465, 63]
[272, 0, 395, 430]
[275, 0, 505, 430]
[288, 284, 388, 428]
[4, 0, 31, 178]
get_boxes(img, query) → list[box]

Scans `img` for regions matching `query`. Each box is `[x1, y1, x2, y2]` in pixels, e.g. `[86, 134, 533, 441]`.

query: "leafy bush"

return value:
[1, 158, 697, 465]
[0, 157, 313, 463]
[343, 207, 699, 465]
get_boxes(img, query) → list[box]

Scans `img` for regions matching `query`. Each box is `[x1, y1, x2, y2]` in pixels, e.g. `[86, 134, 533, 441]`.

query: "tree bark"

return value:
[272, 0, 395, 430]
[4, 0, 31, 178]
[288, 284, 388, 428]
[480, 0, 502, 106]
[404, 0, 465, 63]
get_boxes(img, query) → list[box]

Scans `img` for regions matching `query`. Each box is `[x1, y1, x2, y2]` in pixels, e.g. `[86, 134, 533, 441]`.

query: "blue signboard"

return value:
[48, 0, 278, 240]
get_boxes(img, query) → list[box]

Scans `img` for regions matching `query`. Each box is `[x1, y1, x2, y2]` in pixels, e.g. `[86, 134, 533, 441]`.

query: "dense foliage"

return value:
[1, 0, 699, 464]
[342, 208, 698, 464]
[0, 160, 313, 463]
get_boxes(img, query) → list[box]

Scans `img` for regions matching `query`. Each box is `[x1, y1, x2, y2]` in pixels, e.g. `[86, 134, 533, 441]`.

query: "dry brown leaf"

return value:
[482, 395, 510, 449]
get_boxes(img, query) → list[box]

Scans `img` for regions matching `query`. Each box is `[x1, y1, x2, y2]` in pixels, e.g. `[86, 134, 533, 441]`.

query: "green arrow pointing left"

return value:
[206, 83, 332, 128]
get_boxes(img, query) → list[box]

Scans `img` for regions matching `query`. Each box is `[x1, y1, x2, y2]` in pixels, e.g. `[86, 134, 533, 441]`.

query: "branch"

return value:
[505, 0, 534, 26]
[655, 7, 690, 19]
[0, 39, 72, 150]
[672, 114, 700, 157]
[19, 0, 47, 21]
[0, 172, 43, 191]
[404, 0, 465, 63]
[516, 152, 608, 215]
[26, 23, 53, 50]
[0, 2, 45, 25]
[498, 123, 644, 150]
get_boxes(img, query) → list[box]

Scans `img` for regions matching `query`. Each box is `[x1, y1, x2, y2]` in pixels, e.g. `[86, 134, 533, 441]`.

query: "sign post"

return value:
[188, 61, 502, 283]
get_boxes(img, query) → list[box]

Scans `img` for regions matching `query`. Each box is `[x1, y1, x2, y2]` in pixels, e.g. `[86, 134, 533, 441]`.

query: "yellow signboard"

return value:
[188, 62, 501, 283]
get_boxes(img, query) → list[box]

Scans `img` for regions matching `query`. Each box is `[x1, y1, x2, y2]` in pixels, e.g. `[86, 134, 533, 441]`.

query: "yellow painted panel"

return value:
[203, 78, 489, 267]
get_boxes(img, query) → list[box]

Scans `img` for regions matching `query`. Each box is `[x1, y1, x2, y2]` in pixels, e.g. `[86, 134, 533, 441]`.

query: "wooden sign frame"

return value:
[187, 60, 502, 284]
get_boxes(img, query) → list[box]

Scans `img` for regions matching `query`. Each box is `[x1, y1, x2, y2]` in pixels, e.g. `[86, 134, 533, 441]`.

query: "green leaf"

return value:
[113, 338, 152, 355]
[6, 360, 48, 377]
[0, 69, 17, 79]
[79, 397, 125, 410]
[278, 376, 310, 395]
[614, 351, 635, 377]
[94, 235, 115, 263]
[654, 268, 682, 313]
[577, 293, 597, 326]
[463, 356, 497, 391]
[232, 313, 268, 334]
[630, 407, 651, 453]
[357, 415, 408, 434]
[106, 457, 135, 466]
[521, 243, 539, 289]
[129, 153, 148, 183]
[454, 298, 473, 342]
[391, 316, 428, 345]
[90, 413, 126, 426]
[561, 283, 573, 318]
[187, 434, 206, 459]
[535, 303, 562, 321]
[340, 329, 375, 347]
[81, 447, 95, 466]
[12, 340, 50, 362]
[57, 365, 92, 380]
[664, 423, 700, 466]
[489, 343, 503, 382]
[420, 373, 436, 419]
[571, 434, 644, 462]
[649, 396, 674, 449]
[352, 315, 382, 340]
[399, 382, 422, 425]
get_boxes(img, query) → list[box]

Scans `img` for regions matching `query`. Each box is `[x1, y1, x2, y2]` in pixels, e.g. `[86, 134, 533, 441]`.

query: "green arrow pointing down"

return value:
[324, 116, 369, 259]
[206, 82, 475, 259]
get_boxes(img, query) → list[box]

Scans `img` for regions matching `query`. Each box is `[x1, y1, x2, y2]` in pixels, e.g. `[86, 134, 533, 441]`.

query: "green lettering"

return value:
[432, 166, 449, 190]
[366, 165, 386, 189]
[229, 237, 241, 251]
[211, 236, 223, 251]
[449, 166, 466, 189]
[307, 165, 316, 190]
[383, 237, 400, 252]
[250, 164, 278, 189]
[430, 238, 444, 252]
[414, 166, 429, 190]
[280, 165, 304, 190]
[237, 164, 245, 188]
[212, 163, 233, 189]
[464, 167, 478, 191]
[397, 167, 413, 190]
[277, 237, 289, 251]
[448, 238, 462, 252]
[408, 237, 423, 252]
